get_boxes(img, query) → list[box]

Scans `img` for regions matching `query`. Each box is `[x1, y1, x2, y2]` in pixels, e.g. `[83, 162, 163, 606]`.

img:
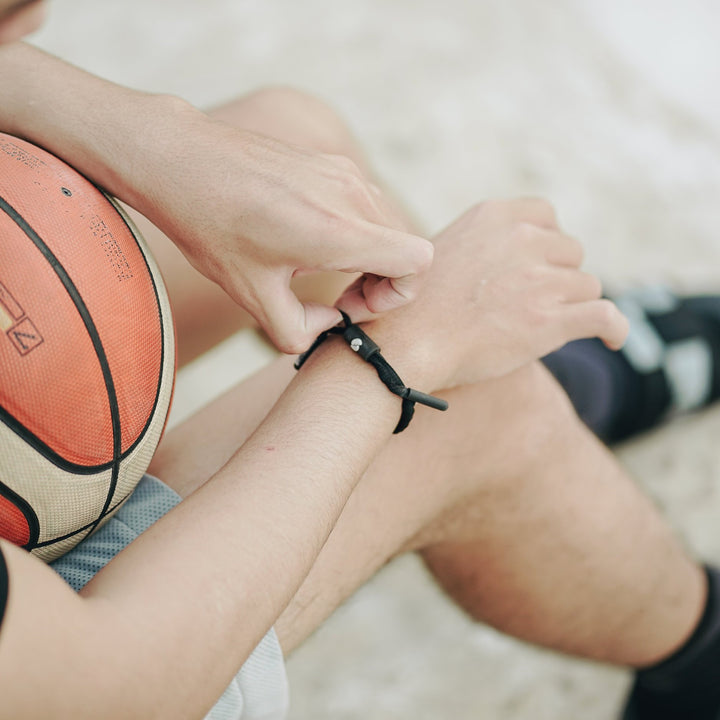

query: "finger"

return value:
[510, 197, 559, 230]
[319, 152, 365, 178]
[542, 231, 584, 267]
[549, 268, 603, 303]
[363, 272, 425, 314]
[334, 224, 434, 281]
[334, 276, 374, 321]
[561, 299, 630, 351]
[251, 279, 342, 354]
[368, 182, 383, 198]
[335, 269, 426, 318]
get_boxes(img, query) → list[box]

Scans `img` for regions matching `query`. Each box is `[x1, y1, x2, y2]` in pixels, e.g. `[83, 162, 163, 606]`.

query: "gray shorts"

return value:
[50, 475, 289, 720]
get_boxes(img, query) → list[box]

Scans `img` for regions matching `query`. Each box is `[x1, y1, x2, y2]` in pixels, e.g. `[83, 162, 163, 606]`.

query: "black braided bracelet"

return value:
[294, 311, 448, 433]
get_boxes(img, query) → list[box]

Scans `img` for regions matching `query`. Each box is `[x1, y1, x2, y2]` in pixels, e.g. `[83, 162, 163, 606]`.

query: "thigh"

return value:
[155, 348, 699, 666]
[268, 357, 699, 666]
[150, 356, 564, 655]
[273, 361, 569, 654]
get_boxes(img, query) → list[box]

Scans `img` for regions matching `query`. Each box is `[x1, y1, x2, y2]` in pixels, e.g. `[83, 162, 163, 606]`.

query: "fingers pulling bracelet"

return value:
[294, 311, 448, 433]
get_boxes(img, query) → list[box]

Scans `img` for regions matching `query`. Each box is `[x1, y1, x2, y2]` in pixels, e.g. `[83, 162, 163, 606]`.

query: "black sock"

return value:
[625, 566, 720, 720]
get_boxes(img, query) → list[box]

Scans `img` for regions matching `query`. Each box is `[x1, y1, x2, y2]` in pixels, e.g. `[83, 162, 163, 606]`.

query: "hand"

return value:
[0, 48, 432, 354]
[360, 198, 629, 390]
[138, 106, 433, 353]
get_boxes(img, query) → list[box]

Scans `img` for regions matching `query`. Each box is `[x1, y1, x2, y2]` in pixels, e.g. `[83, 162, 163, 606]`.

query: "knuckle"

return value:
[276, 331, 309, 355]
[522, 264, 547, 284]
[238, 86, 308, 114]
[475, 199, 505, 219]
[469, 200, 488, 217]
[267, 316, 310, 355]
[512, 221, 539, 244]
[327, 153, 362, 176]
[529, 196, 556, 215]
[526, 196, 558, 224]
[318, 208, 350, 234]
[567, 235, 585, 263]
[585, 273, 603, 299]
[593, 298, 619, 326]
[620, 315, 631, 342]
[340, 174, 377, 212]
[342, 172, 366, 196]
[413, 239, 435, 273]
[611, 306, 631, 334]
[289, 339, 311, 355]
[528, 305, 549, 327]
[463, 200, 496, 224]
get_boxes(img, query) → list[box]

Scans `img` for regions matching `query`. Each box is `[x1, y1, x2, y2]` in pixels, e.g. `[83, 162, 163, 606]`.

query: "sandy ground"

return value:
[29, 1, 720, 717]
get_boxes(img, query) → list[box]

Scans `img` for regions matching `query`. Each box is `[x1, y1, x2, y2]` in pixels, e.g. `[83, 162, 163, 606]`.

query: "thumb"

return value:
[363, 273, 423, 313]
[255, 281, 342, 354]
[335, 272, 425, 322]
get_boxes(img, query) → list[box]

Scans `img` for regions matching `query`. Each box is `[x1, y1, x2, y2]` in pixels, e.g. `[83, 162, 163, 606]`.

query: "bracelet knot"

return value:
[294, 311, 448, 433]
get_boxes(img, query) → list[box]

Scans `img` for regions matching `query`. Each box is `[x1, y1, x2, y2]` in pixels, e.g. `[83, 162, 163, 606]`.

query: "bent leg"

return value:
[275, 363, 704, 666]
[150, 358, 704, 668]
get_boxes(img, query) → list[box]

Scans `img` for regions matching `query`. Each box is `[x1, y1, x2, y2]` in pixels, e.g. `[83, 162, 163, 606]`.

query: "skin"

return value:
[0, 42, 433, 353]
[131, 87, 412, 365]
[0, 13, 707, 720]
[0, 196, 659, 719]
[134, 92, 702, 670]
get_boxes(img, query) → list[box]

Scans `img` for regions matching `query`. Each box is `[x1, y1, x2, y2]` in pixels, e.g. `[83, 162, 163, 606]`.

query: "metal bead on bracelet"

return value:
[294, 311, 448, 433]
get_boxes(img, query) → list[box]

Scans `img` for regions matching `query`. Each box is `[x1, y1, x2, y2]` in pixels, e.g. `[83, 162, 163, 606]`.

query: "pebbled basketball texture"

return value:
[0, 132, 175, 562]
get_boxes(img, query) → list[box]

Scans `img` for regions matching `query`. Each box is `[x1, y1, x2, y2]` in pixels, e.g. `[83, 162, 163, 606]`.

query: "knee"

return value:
[400, 361, 590, 552]
[230, 86, 365, 163]
[496, 361, 586, 469]
[240, 86, 333, 119]
[403, 363, 593, 566]
[453, 361, 586, 481]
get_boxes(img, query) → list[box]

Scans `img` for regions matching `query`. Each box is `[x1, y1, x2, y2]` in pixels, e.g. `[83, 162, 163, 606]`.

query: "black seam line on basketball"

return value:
[76, 189, 169, 519]
[31, 491, 132, 548]
[0, 405, 152, 473]
[0, 195, 121, 535]
[0, 480, 40, 549]
[0, 195, 167, 475]
[103, 191, 168, 506]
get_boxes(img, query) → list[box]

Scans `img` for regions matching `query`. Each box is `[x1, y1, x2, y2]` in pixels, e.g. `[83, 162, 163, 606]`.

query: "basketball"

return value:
[0, 132, 175, 562]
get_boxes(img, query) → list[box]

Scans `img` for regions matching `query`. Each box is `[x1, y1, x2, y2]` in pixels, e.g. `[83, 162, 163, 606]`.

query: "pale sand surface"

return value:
[30, 1, 720, 717]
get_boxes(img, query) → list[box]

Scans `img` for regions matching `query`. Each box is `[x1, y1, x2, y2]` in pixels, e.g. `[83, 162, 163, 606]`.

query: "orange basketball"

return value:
[0, 132, 175, 562]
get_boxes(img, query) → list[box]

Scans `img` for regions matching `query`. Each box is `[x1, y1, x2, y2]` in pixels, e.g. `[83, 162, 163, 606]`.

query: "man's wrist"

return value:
[103, 92, 202, 218]
[355, 317, 444, 393]
[291, 334, 405, 444]
[0, 43, 197, 217]
[296, 313, 448, 433]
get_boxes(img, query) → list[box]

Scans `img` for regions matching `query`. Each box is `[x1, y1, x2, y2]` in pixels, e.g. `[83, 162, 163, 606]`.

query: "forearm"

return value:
[86, 338, 403, 659]
[0, 42, 198, 219]
[0, 338, 415, 719]
[0, 42, 436, 353]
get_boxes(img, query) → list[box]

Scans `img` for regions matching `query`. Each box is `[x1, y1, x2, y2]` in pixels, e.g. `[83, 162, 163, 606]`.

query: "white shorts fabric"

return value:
[50, 474, 289, 720]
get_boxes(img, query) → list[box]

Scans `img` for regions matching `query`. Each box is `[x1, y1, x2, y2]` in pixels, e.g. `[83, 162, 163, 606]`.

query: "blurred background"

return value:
[29, 1, 720, 717]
